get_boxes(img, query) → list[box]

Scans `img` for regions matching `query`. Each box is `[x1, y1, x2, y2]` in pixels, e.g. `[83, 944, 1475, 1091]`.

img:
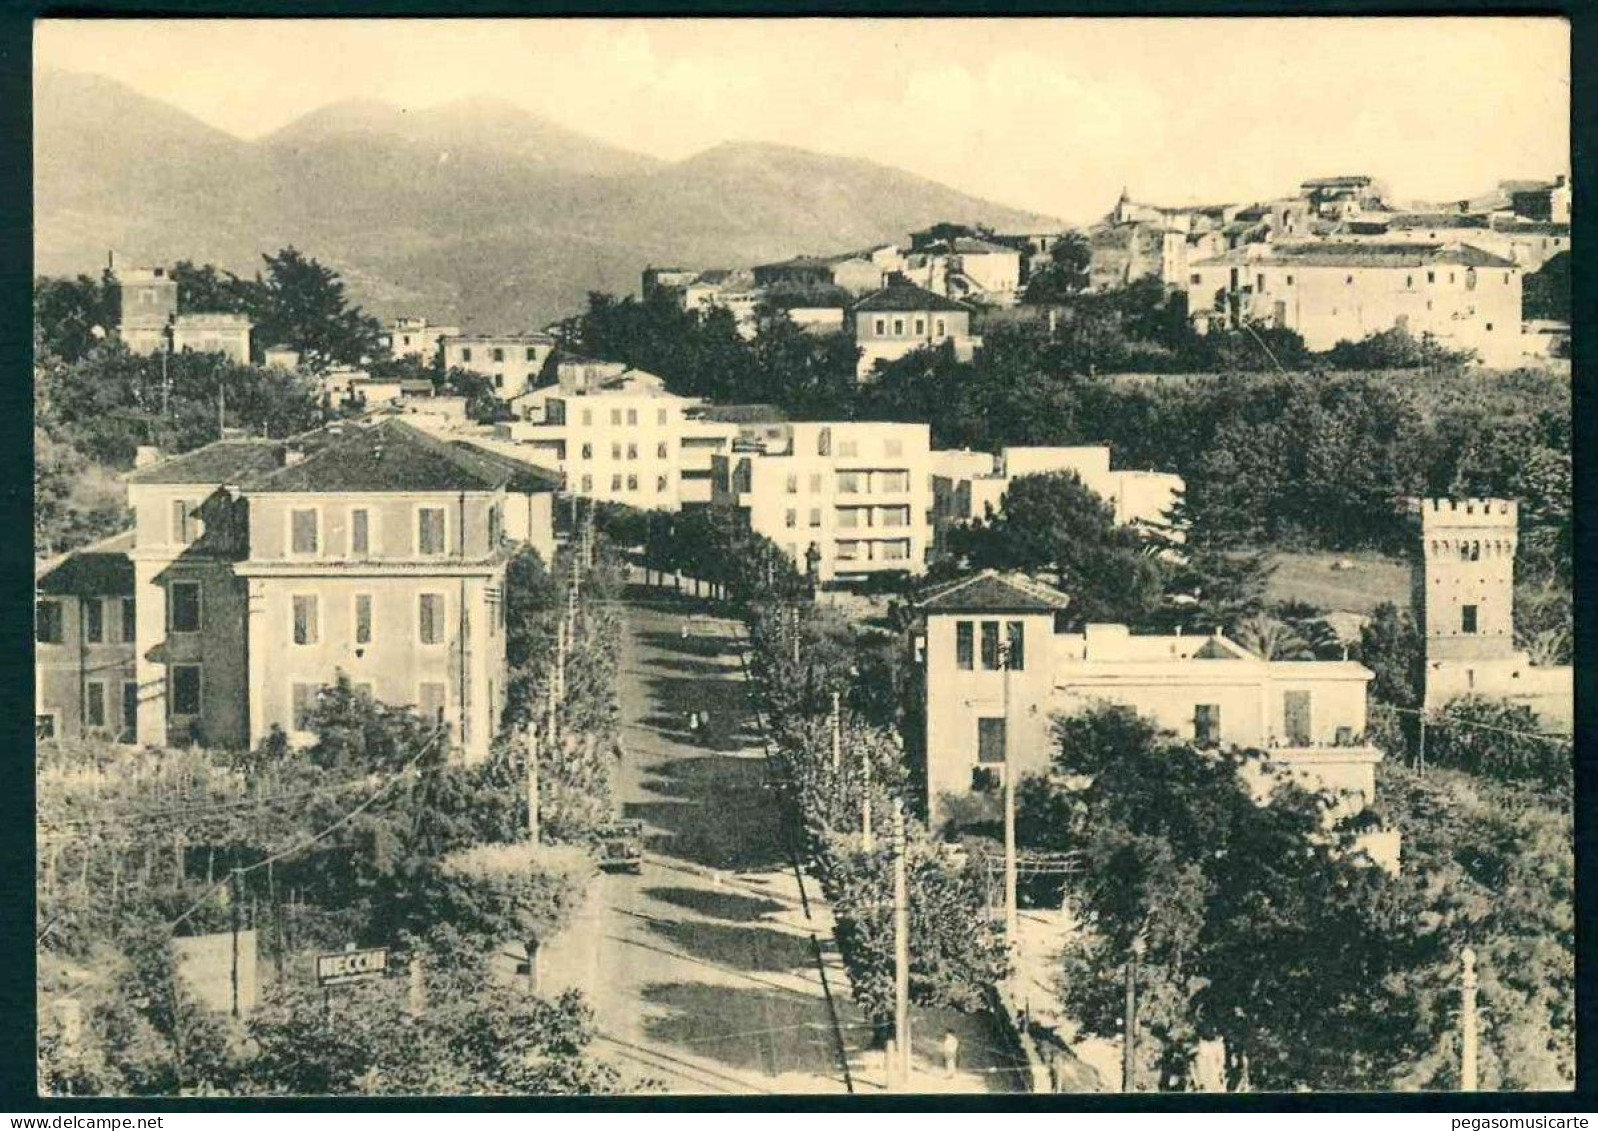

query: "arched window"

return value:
[1469, 541, 1481, 562]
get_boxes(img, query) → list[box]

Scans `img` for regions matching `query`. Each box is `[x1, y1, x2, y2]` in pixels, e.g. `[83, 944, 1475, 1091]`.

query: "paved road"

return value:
[539, 590, 1029, 1095]
[539, 596, 857, 1094]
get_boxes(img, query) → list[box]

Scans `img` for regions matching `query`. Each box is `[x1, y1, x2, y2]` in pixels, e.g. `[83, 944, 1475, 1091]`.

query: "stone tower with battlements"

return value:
[1415, 498, 1520, 708]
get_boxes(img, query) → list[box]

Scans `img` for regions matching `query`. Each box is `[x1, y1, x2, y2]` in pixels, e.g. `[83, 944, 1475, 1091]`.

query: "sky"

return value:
[36, 17, 1570, 223]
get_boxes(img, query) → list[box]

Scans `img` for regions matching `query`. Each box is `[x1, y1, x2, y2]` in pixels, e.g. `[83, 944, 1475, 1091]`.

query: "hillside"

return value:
[34, 71, 1063, 330]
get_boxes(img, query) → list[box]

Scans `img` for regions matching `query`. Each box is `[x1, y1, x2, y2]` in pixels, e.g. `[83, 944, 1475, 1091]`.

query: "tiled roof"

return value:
[756, 256, 836, 272]
[947, 237, 1020, 255]
[853, 280, 971, 314]
[915, 569, 1072, 613]
[447, 441, 563, 493]
[447, 332, 556, 343]
[763, 283, 853, 310]
[1192, 241, 1518, 270]
[1490, 217, 1570, 235]
[245, 419, 513, 494]
[125, 439, 287, 485]
[1388, 213, 1488, 229]
[1302, 175, 1373, 188]
[37, 530, 136, 596]
[693, 403, 789, 424]
[1500, 179, 1556, 194]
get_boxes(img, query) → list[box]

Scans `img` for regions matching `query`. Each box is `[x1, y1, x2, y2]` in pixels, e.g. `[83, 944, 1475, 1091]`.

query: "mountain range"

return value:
[35, 69, 1064, 331]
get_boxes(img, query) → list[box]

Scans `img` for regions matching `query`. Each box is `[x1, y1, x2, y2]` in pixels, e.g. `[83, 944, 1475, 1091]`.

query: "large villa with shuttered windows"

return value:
[34, 419, 559, 762]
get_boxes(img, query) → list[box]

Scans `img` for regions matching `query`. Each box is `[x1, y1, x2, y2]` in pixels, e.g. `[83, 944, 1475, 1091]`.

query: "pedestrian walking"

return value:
[688, 710, 701, 734]
[680, 620, 689, 640]
[941, 1029, 960, 1079]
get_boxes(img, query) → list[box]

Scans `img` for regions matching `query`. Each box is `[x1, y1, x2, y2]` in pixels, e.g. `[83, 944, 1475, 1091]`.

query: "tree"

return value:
[1324, 326, 1475, 371]
[951, 471, 1166, 625]
[1357, 602, 1424, 710]
[301, 673, 447, 775]
[244, 247, 382, 370]
[1228, 611, 1313, 660]
[1514, 580, 1571, 666]
[826, 839, 1009, 1031]
[1372, 762, 1573, 1089]
[34, 274, 117, 363]
[1160, 544, 1273, 634]
[437, 366, 507, 424]
[75, 925, 235, 1096]
[1034, 704, 1439, 1091]
[1021, 232, 1091, 303]
[504, 546, 560, 671]
[1427, 696, 1570, 791]
[245, 942, 618, 1095]
[1522, 251, 1570, 322]
[34, 422, 127, 557]
[170, 260, 250, 316]
[431, 842, 593, 952]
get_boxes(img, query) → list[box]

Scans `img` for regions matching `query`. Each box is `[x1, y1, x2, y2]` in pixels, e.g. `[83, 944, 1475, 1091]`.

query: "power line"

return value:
[163, 724, 447, 935]
[37, 774, 383, 833]
[1384, 702, 1572, 744]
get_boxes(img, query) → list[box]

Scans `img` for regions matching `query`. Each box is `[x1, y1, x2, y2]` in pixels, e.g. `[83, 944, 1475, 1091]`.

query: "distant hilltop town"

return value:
[636, 172, 1570, 372]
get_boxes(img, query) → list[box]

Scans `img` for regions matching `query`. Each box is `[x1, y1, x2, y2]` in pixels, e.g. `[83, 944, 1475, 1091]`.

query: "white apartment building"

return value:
[912, 571, 1387, 833]
[711, 421, 932, 584]
[931, 445, 1184, 555]
[497, 365, 747, 510]
[443, 333, 557, 399]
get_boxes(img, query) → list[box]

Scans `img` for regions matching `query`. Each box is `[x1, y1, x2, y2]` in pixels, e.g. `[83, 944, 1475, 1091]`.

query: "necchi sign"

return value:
[316, 947, 389, 987]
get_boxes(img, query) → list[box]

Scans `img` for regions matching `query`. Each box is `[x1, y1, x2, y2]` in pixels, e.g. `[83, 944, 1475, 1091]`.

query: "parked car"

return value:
[597, 820, 644, 874]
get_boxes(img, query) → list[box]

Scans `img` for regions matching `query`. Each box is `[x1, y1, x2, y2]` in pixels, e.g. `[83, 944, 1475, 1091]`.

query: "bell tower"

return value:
[1416, 497, 1518, 666]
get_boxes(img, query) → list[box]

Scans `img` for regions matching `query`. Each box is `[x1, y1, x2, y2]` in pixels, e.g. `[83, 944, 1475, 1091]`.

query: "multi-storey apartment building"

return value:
[442, 333, 557, 399]
[499, 364, 758, 509]
[40, 420, 558, 761]
[711, 421, 932, 584]
[1187, 240, 1525, 366]
[910, 571, 1385, 827]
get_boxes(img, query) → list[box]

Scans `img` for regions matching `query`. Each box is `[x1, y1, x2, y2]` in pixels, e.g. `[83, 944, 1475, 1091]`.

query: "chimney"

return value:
[134, 445, 161, 468]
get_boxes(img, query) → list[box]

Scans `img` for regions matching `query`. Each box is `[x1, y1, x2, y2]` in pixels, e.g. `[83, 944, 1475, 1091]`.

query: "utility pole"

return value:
[1460, 947, 1479, 1092]
[1417, 710, 1428, 775]
[861, 737, 874, 852]
[526, 722, 540, 844]
[1001, 639, 1018, 954]
[556, 619, 568, 703]
[229, 868, 243, 1019]
[1123, 934, 1145, 1093]
[546, 683, 559, 755]
[893, 801, 911, 1088]
[830, 691, 842, 775]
